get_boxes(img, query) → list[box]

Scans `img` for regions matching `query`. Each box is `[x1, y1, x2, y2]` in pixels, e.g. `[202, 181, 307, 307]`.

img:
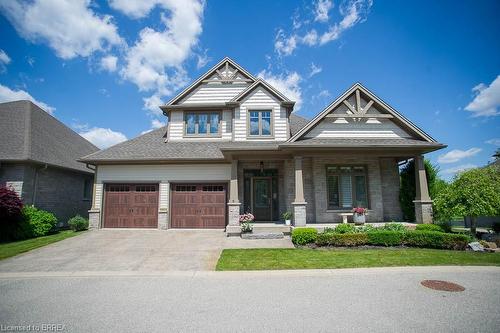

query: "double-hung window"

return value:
[185, 112, 220, 136]
[248, 110, 272, 136]
[326, 165, 368, 209]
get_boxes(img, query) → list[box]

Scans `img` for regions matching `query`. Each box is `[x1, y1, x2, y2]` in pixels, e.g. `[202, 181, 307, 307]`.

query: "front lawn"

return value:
[216, 248, 500, 271]
[0, 230, 82, 260]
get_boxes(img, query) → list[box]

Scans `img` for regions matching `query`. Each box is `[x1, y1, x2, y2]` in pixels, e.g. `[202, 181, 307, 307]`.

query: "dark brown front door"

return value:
[170, 184, 226, 228]
[252, 177, 272, 221]
[103, 184, 158, 228]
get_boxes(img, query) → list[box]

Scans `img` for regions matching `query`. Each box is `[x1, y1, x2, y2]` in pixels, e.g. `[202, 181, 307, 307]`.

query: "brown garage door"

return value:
[103, 184, 158, 228]
[171, 184, 226, 228]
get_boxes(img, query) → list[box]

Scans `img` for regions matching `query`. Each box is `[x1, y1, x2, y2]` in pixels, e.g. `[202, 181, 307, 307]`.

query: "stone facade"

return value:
[1, 162, 93, 226]
[414, 200, 433, 224]
[88, 209, 100, 229]
[292, 203, 307, 226]
[379, 158, 403, 221]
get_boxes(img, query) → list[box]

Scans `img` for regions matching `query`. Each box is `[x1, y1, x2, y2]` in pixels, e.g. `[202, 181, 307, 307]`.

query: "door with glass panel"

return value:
[252, 177, 272, 221]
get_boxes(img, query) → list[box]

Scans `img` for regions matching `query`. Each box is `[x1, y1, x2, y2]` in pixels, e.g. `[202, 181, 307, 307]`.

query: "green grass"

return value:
[0, 230, 82, 260]
[216, 248, 500, 271]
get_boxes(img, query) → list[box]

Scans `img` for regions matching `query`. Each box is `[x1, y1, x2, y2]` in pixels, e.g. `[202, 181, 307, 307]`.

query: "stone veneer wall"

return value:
[284, 158, 316, 223]
[379, 158, 403, 221]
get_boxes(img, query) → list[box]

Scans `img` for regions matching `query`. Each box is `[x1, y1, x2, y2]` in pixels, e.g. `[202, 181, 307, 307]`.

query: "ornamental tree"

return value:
[434, 166, 500, 234]
[0, 186, 23, 222]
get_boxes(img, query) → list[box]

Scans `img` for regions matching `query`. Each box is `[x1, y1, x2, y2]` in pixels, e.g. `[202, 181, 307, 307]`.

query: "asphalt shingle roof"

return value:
[0, 100, 99, 173]
[282, 137, 445, 148]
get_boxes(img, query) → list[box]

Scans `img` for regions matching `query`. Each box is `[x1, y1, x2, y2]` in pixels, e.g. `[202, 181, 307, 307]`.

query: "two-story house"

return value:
[80, 57, 445, 235]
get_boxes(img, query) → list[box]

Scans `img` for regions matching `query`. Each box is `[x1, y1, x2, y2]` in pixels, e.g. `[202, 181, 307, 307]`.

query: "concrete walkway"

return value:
[0, 266, 498, 332]
[0, 229, 293, 273]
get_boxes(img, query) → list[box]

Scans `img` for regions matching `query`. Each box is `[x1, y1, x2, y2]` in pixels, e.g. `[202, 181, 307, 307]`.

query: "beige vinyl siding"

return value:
[93, 183, 103, 210]
[167, 110, 184, 141]
[304, 117, 412, 139]
[159, 182, 169, 210]
[222, 110, 232, 140]
[234, 87, 288, 141]
[179, 83, 249, 104]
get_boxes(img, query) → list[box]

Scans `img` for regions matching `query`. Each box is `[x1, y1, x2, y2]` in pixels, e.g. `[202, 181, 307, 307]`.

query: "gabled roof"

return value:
[164, 57, 257, 106]
[0, 100, 99, 173]
[288, 83, 438, 143]
[230, 79, 294, 106]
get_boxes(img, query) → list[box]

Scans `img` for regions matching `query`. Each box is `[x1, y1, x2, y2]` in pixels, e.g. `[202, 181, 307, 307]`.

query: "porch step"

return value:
[252, 224, 291, 234]
[241, 232, 284, 239]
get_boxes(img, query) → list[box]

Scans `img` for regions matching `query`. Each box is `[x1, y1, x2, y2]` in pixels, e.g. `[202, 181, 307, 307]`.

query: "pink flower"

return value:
[239, 213, 255, 223]
[352, 207, 367, 215]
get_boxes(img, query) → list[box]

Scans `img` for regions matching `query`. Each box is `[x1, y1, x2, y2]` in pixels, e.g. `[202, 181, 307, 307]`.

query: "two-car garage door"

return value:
[103, 183, 226, 229]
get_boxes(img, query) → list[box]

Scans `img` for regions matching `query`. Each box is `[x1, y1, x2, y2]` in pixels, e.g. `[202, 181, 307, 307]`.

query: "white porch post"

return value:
[292, 156, 307, 226]
[226, 159, 241, 236]
[413, 155, 433, 224]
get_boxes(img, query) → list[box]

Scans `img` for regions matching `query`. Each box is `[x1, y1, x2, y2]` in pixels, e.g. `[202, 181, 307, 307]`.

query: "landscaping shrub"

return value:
[436, 221, 453, 233]
[316, 233, 368, 247]
[403, 231, 471, 250]
[0, 186, 24, 241]
[68, 215, 89, 231]
[332, 223, 357, 234]
[415, 224, 445, 233]
[357, 224, 376, 233]
[381, 223, 407, 232]
[20, 206, 58, 238]
[366, 231, 405, 246]
[291, 228, 318, 245]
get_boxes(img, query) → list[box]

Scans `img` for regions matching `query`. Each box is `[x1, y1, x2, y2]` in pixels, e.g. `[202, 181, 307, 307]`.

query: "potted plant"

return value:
[239, 213, 254, 233]
[282, 211, 293, 226]
[352, 207, 367, 225]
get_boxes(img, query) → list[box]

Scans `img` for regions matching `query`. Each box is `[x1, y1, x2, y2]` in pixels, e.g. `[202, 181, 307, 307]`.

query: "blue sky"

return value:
[0, 0, 499, 180]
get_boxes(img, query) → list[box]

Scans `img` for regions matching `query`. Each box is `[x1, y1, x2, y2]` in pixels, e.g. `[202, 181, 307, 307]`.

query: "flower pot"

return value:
[353, 213, 365, 224]
[285, 219, 291, 226]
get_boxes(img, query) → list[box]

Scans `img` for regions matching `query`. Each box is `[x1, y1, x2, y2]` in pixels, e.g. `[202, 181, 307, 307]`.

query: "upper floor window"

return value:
[326, 165, 368, 210]
[185, 112, 220, 136]
[248, 110, 272, 136]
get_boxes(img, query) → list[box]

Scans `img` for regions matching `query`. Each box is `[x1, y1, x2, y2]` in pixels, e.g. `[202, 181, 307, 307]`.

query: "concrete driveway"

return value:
[0, 229, 293, 273]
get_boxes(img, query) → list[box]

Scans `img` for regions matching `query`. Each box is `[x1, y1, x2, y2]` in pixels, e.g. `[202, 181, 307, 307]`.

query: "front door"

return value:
[252, 177, 272, 221]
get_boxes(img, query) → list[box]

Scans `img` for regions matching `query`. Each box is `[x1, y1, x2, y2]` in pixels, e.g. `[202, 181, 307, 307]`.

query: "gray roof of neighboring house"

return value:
[0, 100, 99, 173]
[289, 114, 309, 136]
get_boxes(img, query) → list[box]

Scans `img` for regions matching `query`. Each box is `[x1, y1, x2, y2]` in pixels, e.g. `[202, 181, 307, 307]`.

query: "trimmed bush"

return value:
[68, 215, 89, 231]
[316, 233, 368, 247]
[357, 224, 376, 233]
[404, 231, 471, 250]
[20, 206, 58, 238]
[332, 223, 357, 234]
[381, 223, 407, 232]
[0, 186, 24, 241]
[415, 224, 445, 233]
[367, 231, 405, 246]
[292, 228, 318, 245]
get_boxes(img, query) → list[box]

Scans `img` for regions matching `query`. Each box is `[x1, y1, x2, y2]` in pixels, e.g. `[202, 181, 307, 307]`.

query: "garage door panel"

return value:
[104, 184, 158, 228]
[171, 184, 226, 229]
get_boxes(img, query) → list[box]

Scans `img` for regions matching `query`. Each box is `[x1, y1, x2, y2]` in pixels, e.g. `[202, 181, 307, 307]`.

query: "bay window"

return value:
[326, 165, 368, 209]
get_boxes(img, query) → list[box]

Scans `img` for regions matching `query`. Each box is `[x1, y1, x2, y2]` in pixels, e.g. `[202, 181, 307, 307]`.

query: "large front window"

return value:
[249, 110, 272, 136]
[326, 165, 368, 209]
[185, 112, 220, 135]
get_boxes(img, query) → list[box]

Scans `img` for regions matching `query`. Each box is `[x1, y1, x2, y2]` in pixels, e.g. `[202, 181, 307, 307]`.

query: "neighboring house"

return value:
[0, 100, 99, 225]
[81, 57, 445, 234]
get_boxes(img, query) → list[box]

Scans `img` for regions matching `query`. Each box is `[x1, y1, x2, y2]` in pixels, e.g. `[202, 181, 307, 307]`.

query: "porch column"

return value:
[226, 159, 241, 236]
[413, 155, 433, 224]
[292, 156, 307, 227]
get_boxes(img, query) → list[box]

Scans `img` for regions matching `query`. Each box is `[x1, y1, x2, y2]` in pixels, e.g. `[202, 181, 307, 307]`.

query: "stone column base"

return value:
[226, 203, 241, 237]
[413, 200, 433, 224]
[292, 202, 307, 227]
[158, 208, 168, 230]
[88, 209, 100, 229]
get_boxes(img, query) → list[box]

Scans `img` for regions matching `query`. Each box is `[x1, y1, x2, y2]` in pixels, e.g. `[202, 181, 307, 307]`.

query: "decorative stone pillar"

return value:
[292, 156, 307, 227]
[226, 159, 242, 236]
[88, 209, 100, 229]
[413, 155, 433, 224]
[88, 178, 101, 229]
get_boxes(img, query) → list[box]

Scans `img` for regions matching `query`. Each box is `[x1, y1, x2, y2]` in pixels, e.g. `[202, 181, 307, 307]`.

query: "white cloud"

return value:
[312, 89, 331, 102]
[275, 0, 372, 56]
[79, 127, 127, 149]
[441, 164, 477, 175]
[151, 118, 166, 129]
[464, 75, 500, 117]
[196, 50, 211, 69]
[314, 0, 334, 22]
[0, 83, 55, 114]
[258, 70, 302, 110]
[117, 0, 205, 110]
[0, 0, 123, 59]
[437, 148, 482, 164]
[0, 49, 11, 72]
[100, 55, 118, 72]
[143, 94, 164, 116]
[309, 62, 322, 77]
[485, 138, 500, 146]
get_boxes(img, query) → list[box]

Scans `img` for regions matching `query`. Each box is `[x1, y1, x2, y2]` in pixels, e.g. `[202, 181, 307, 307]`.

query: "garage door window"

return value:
[107, 184, 130, 192]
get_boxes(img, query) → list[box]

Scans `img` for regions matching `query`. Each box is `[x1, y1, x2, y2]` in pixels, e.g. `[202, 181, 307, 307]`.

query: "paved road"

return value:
[1, 266, 499, 332]
[0, 229, 293, 272]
